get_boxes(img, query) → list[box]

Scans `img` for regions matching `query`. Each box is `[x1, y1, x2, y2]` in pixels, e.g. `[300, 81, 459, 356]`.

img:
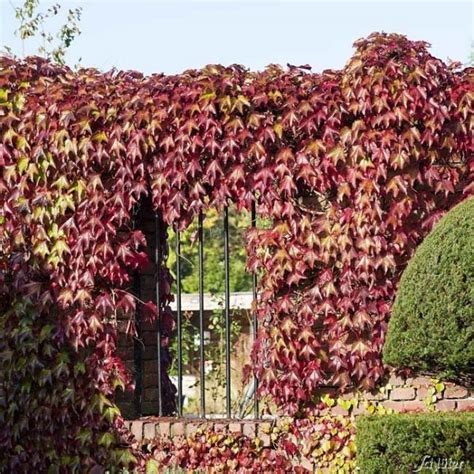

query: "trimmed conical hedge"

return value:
[383, 197, 474, 377]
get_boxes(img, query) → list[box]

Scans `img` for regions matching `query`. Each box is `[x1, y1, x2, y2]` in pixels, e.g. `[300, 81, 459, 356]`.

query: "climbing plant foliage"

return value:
[0, 33, 472, 470]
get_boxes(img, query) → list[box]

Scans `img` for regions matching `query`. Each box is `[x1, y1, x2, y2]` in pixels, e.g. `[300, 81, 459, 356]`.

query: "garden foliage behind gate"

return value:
[0, 33, 472, 470]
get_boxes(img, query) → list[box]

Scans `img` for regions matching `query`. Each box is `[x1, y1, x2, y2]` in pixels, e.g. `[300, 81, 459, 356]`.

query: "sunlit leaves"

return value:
[0, 32, 472, 471]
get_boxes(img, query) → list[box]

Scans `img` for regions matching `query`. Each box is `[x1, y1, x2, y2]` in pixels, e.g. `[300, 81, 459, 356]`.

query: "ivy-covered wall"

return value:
[124, 371, 473, 472]
[0, 32, 472, 471]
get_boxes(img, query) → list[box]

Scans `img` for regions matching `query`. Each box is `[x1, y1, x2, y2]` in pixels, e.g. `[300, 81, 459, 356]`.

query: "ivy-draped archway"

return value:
[0, 32, 472, 471]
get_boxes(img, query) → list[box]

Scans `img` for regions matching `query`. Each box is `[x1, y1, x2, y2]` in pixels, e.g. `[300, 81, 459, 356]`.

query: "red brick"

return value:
[417, 387, 429, 399]
[159, 421, 171, 437]
[331, 405, 349, 416]
[116, 347, 133, 359]
[141, 274, 155, 290]
[214, 422, 227, 433]
[435, 400, 456, 412]
[143, 345, 159, 360]
[141, 262, 155, 276]
[363, 390, 385, 401]
[259, 433, 271, 447]
[144, 360, 158, 373]
[444, 386, 469, 399]
[242, 422, 256, 437]
[131, 420, 144, 440]
[388, 374, 406, 387]
[390, 388, 416, 401]
[353, 405, 368, 416]
[383, 401, 426, 413]
[117, 338, 133, 349]
[144, 388, 159, 402]
[186, 422, 201, 436]
[142, 332, 159, 345]
[229, 422, 242, 433]
[411, 376, 433, 388]
[144, 373, 158, 388]
[171, 421, 185, 436]
[456, 399, 474, 412]
[341, 392, 356, 400]
[143, 422, 157, 439]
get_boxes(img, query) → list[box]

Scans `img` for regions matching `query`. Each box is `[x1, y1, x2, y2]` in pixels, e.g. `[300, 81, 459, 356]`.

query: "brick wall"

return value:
[125, 372, 473, 442]
[124, 417, 272, 443]
[116, 207, 162, 419]
[350, 374, 472, 415]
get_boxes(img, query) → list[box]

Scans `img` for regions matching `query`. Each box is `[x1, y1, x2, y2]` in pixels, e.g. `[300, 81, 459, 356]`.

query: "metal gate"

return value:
[132, 202, 259, 419]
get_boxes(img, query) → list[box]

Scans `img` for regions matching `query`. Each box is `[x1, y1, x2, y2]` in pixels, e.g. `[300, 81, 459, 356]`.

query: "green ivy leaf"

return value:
[103, 405, 120, 422]
[75, 429, 92, 445]
[321, 394, 335, 407]
[118, 449, 137, 466]
[40, 324, 53, 341]
[98, 432, 115, 449]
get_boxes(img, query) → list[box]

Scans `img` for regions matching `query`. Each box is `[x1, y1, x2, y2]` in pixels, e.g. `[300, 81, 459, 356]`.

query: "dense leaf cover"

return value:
[356, 412, 474, 473]
[384, 197, 474, 379]
[0, 33, 472, 470]
[142, 414, 356, 473]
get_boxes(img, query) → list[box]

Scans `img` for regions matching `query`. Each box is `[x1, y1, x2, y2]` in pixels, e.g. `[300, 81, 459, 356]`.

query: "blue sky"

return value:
[1, 0, 472, 74]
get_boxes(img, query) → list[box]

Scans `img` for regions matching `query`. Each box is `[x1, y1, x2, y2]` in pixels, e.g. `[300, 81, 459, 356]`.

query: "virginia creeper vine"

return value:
[0, 33, 472, 470]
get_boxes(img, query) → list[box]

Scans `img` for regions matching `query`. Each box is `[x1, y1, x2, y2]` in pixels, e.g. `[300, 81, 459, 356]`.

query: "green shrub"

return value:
[356, 413, 474, 473]
[383, 197, 474, 377]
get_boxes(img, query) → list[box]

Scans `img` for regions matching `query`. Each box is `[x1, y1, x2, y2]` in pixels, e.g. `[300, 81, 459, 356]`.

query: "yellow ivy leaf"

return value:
[274, 122, 283, 139]
[145, 459, 160, 474]
[200, 91, 216, 101]
[52, 239, 69, 258]
[18, 156, 29, 173]
[0, 88, 9, 102]
[92, 131, 107, 143]
[33, 241, 49, 258]
[367, 404, 376, 415]
[321, 394, 335, 407]
[321, 440, 332, 453]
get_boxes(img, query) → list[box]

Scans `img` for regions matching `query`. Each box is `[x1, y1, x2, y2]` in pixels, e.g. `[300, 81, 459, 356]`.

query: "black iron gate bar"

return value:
[132, 206, 143, 417]
[155, 213, 163, 417]
[198, 211, 205, 418]
[175, 228, 183, 416]
[134, 203, 260, 419]
[223, 206, 231, 418]
[251, 201, 259, 419]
